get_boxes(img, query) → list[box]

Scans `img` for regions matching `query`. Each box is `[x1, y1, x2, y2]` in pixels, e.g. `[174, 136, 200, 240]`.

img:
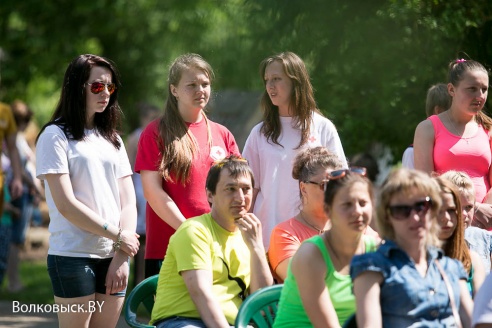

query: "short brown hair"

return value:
[425, 84, 451, 117]
[376, 168, 442, 247]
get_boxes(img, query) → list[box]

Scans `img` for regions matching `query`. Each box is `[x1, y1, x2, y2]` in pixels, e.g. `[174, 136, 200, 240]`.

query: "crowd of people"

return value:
[0, 50, 491, 328]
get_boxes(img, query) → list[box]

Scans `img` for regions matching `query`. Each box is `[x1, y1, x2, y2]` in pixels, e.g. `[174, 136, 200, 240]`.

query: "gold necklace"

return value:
[299, 211, 325, 234]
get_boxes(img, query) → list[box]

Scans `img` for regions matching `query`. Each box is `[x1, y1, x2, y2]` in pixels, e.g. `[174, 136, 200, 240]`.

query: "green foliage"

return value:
[0, 0, 491, 160]
[244, 0, 492, 158]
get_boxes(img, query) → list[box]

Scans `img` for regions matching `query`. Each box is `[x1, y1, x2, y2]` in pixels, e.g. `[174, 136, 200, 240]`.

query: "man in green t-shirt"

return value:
[150, 155, 273, 328]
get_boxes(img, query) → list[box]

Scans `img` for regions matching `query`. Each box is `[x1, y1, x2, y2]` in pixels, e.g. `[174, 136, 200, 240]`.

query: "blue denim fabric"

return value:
[10, 192, 31, 244]
[47, 255, 127, 297]
[350, 240, 467, 328]
[155, 317, 234, 328]
[0, 224, 12, 284]
[465, 227, 492, 274]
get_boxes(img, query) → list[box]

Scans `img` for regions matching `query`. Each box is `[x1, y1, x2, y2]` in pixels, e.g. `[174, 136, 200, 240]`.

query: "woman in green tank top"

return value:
[273, 167, 378, 328]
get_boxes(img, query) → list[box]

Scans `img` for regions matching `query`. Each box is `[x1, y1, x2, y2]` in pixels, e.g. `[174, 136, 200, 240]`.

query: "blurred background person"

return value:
[6, 99, 43, 293]
[126, 102, 160, 286]
[434, 176, 485, 298]
[442, 170, 492, 274]
[402, 83, 451, 169]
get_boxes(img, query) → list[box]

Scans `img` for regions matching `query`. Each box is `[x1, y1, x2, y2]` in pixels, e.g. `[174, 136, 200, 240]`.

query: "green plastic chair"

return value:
[235, 284, 283, 328]
[124, 274, 159, 328]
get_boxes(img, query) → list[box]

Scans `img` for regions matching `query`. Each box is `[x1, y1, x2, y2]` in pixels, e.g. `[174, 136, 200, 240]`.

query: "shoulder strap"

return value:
[435, 259, 462, 328]
[308, 235, 334, 275]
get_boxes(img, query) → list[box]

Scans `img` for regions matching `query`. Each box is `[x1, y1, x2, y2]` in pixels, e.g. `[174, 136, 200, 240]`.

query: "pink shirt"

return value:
[430, 115, 491, 202]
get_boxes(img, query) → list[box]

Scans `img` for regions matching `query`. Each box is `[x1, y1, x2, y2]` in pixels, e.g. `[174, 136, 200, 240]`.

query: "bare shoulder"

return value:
[291, 241, 325, 273]
[414, 118, 434, 138]
[470, 249, 483, 264]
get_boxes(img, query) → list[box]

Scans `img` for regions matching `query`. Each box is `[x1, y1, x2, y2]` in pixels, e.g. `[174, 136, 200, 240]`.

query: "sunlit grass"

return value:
[1, 259, 53, 305]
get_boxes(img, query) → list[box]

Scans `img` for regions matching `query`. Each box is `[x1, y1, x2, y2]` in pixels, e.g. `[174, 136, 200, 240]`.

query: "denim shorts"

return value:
[155, 316, 234, 328]
[47, 255, 126, 298]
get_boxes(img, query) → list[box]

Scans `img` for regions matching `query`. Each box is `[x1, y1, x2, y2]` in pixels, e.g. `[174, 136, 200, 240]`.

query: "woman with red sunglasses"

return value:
[134, 53, 240, 278]
[36, 54, 140, 328]
[351, 168, 473, 327]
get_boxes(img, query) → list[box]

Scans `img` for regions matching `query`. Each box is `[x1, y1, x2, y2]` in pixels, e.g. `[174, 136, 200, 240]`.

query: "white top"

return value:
[401, 146, 415, 169]
[242, 112, 347, 248]
[473, 272, 492, 326]
[36, 125, 132, 258]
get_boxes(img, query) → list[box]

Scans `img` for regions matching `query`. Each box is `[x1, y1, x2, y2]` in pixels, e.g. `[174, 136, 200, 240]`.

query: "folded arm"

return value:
[45, 173, 139, 257]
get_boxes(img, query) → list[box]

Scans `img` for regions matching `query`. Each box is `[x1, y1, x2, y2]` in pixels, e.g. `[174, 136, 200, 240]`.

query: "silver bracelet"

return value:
[112, 228, 122, 252]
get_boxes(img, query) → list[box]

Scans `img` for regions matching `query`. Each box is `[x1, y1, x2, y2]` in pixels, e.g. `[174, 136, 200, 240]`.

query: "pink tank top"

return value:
[430, 115, 491, 202]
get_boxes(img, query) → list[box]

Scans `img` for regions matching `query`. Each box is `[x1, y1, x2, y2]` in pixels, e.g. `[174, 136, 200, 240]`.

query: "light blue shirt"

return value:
[351, 240, 467, 327]
[465, 226, 492, 274]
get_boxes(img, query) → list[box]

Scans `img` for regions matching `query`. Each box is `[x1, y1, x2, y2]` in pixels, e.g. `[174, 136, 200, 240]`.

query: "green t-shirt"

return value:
[273, 235, 376, 327]
[150, 213, 251, 325]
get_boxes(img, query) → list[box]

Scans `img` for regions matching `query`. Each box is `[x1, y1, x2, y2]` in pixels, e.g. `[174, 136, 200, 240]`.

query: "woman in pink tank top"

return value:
[414, 58, 492, 230]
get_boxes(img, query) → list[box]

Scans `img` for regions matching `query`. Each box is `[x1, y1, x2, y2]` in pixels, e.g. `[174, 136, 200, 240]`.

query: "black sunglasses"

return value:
[326, 167, 367, 180]
[319, 167, 367, 191]
[387, 197, 432, 221]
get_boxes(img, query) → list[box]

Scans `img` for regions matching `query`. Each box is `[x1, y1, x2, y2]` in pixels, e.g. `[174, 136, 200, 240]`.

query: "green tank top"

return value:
[273, 235, 376, 327]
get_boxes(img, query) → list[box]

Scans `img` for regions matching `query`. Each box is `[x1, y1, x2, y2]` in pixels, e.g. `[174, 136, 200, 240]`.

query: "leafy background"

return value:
[1, 0, 491, 161]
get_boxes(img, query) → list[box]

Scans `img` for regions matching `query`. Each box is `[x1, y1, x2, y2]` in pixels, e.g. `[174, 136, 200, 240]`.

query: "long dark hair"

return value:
[259, 52, 320, 149]
[37, 54, 122, 149]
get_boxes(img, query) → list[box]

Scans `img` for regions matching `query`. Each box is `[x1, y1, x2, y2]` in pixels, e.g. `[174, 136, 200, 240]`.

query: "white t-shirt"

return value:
[473, 272, 492, 326]
[242, 112, 347, 248]
[36, 125, 132, 258]
[401, 146, 414, 169]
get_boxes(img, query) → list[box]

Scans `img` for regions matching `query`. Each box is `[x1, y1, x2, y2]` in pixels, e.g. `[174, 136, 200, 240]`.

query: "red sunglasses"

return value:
[85, 82, 116, 95]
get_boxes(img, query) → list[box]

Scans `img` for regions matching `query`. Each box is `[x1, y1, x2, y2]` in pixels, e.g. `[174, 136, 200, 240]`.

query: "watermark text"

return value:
[12, 301, 105, 313]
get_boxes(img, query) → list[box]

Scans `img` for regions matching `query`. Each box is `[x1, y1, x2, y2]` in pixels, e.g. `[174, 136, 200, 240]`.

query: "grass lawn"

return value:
[1, 259, 53, 304]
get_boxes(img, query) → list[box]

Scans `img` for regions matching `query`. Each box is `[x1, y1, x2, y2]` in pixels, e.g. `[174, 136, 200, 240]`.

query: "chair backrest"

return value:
[124, 274, 159, 328]
[235, 284, 283, 328]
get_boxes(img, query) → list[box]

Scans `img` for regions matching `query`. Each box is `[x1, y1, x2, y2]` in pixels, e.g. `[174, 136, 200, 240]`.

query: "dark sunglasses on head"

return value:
[319, 167, 367, 191]
[326, 167, 367, 180]
[85, 82, 116, 95]
[387, 196, 432, 221]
